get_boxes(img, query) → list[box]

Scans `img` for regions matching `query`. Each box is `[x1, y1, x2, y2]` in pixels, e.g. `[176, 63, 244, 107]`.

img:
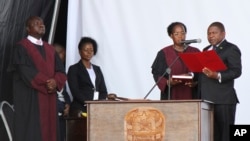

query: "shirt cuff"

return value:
[217, 72, 222, 83]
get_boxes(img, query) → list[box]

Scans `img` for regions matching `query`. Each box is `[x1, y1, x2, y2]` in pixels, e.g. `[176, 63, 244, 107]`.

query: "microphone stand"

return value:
[144, 56, 180, 100]
[166, 56, 181, 100]
[144, 68, 169, 99]
[167, 43, 188, 100]
[167, 43, 189, 99]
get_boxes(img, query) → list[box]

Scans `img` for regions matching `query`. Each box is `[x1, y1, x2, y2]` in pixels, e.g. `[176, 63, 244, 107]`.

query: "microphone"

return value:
[180, 39, 201, 44]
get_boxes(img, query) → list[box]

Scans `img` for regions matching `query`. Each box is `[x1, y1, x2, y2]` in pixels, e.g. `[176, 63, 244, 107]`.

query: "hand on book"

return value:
[185, 81, 198, 87]
[168, 78, 183, 86]
[170, 73, 196, 87]
[202, 67, 219, 79]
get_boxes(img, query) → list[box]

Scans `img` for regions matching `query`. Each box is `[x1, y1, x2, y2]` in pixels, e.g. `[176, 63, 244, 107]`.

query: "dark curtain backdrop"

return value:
[54, 0, 68, 47]
[0, 0, 68, 104]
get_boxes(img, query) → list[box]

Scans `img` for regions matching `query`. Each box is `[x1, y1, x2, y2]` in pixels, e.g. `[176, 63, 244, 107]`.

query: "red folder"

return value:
[179, 50, 227, 72]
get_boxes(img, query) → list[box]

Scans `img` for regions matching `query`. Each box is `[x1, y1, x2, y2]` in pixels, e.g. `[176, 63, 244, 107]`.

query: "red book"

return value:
[179, 50, 227, 72]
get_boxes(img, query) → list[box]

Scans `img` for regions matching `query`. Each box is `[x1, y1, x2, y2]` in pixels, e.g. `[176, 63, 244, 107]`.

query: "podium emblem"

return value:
[124, 107, 165, 141]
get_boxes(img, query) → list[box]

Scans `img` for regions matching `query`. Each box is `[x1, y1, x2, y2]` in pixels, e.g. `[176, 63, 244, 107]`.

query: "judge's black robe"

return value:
[12, 39, 67, 141]
[151, 45, 200, 100]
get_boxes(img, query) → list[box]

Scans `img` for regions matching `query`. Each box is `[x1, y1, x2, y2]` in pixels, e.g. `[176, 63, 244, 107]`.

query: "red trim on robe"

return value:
[157, 76, 168, 92]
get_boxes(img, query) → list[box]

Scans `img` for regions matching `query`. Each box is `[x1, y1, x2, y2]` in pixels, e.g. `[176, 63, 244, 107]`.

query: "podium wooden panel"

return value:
[86, 100, 213, 141]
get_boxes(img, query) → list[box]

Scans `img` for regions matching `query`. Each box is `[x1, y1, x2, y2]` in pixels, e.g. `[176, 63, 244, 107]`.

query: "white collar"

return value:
[27, 35, 43, 46]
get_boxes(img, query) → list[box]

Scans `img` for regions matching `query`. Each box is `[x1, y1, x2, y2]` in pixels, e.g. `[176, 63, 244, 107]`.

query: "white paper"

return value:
[93, 91, 99, 100]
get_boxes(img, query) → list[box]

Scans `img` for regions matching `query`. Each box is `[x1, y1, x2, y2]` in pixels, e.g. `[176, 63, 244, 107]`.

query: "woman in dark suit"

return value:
[68, 37, 108, 116]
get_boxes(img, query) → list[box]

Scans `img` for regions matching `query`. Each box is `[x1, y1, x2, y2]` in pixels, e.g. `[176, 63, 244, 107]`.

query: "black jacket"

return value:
[67, 60, 108, 112]
[199, 40, 242, 104]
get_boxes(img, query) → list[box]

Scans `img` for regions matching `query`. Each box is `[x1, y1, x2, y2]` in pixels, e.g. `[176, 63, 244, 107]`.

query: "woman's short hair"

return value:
[78, 37, 98, 55]
[167, 22, 187, 36]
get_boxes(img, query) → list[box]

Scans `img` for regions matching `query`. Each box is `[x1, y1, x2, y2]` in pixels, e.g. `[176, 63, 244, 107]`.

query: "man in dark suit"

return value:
[199, 22, 242, 141]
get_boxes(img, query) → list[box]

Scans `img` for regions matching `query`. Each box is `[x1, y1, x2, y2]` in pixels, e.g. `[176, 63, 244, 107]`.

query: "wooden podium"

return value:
[86, 100, 213, 141]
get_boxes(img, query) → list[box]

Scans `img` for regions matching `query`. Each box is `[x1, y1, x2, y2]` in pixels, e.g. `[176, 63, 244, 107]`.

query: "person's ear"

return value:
[26, 27, 30, 32]
[170, 34, 173, 39]
[222, 31, 226, 37]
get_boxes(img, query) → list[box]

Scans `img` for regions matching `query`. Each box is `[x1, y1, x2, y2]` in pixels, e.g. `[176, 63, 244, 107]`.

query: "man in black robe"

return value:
[11, 16, 67, 141]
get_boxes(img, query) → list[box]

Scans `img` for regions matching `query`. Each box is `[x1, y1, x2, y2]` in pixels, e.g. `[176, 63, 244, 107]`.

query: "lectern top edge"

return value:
[85, 99, 210, 104]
